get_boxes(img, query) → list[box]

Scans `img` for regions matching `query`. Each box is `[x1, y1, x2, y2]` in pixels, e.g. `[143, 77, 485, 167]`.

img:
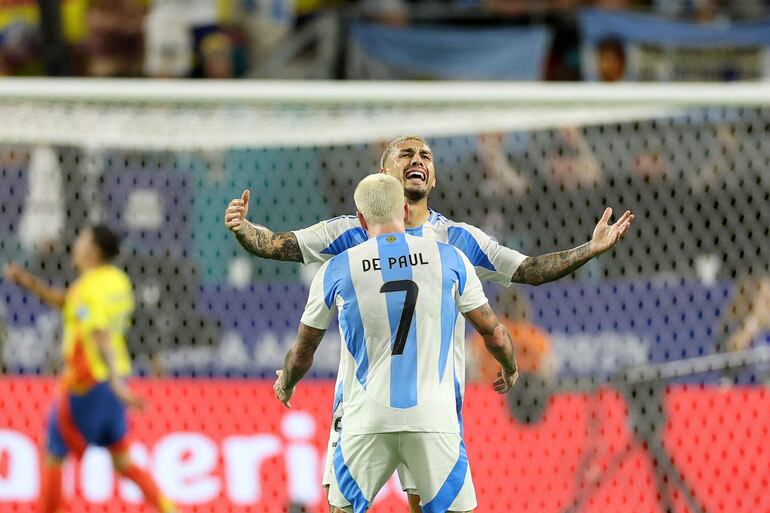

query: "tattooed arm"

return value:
[234, 221, 303, 262]
[224, 189, 304, 262]
[464, 303, 518, 382]
[512, 207, 634, 286]
[274, 323, 326, 407]
[512, 243, 593, 286]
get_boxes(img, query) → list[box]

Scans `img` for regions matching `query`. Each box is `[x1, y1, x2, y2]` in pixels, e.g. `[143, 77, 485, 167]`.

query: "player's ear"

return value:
[378, 168, 387, 174]
[357, 210, 369, 232]
[403, 202, 410, 224]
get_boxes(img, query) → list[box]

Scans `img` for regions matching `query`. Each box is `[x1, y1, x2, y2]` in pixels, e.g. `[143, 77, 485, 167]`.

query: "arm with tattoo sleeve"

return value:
[512, 207, 634, 286]
[235, 221, 303, 262]
[464, 303, 517, 374]
[512, 242, 593, 286]
[464, 303, 518, 392]
[224, 189, 304, 262]
[274, 323, 326, 407]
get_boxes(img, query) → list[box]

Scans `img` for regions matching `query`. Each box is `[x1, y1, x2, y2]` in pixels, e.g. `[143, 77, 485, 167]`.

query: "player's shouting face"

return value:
[381, 138, 436, 202]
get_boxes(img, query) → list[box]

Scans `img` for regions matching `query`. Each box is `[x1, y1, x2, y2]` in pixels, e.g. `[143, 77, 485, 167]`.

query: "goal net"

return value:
[0, 79, 768, 513]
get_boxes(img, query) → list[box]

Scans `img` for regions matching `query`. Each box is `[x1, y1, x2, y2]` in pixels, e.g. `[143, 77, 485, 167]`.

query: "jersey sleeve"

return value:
[299, 260, 335, 330]
[292, 216, 366, 265]
[455, 250, 489, 314]
[447, 222, 528, 286]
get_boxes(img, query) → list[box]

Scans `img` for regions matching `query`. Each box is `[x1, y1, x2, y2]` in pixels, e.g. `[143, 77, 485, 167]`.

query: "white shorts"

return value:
[322, 412, 417, 493]
[327, 431, 476, 513]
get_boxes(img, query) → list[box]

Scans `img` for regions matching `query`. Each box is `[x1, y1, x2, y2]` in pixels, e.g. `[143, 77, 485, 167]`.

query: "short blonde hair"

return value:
[379, 135, 429, 169]
[354, 174, 405, 225]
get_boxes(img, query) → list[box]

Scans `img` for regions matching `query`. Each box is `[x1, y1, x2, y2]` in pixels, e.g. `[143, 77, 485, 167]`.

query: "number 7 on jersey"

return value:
[380, 280, 419, 356]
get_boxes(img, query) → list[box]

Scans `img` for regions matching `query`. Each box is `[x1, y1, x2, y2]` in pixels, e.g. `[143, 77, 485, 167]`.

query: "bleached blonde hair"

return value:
[354, 174, 406, 225]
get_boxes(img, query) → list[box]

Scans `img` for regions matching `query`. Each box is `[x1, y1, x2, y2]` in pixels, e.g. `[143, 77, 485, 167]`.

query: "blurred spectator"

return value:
[232, 0, 295, 74]
[545, 126, 602, 191]
[18, 147, 65, 255]
[715, 270, 770, 385]
[717, 273, 770, 353]
[478, 133, 530, 198]
[651, 0, 766, 22]
[595, 36, 626, 82]
[200, 31, 235, 79]
[86, 0, 145, 77]
[0, 20, 41, 76]
[360, 0, 408, 26]
[144, 0, 194, 78]
[145, 0, 249, 79]
[688, 124, 738, 194]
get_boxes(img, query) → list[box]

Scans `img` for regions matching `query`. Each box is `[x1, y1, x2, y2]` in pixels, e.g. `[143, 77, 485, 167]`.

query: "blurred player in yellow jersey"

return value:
[3, 224, 177, 513]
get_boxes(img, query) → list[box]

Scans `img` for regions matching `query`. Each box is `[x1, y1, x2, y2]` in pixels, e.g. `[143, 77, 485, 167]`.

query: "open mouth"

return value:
[405, 168, 427, 184]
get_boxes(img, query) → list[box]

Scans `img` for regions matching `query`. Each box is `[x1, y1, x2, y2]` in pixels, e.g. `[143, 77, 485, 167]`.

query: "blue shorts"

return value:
[46, 381, 128, 459]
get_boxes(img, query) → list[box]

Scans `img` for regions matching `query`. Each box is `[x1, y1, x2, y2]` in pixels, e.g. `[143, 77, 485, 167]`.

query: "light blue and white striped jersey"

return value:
[294, 210, 526, 423]
[293, 210, 527, 286]
[300, 233, 488, 434]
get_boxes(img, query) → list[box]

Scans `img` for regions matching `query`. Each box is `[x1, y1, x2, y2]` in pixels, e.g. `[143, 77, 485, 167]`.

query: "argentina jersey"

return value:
[300, 233, 488, 435]
[294, 210, 526, 412]
[293, 210, 527, 286]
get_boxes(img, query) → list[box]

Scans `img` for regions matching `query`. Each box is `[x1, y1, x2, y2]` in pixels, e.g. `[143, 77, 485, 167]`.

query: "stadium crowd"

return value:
[1, 0, 769, 79]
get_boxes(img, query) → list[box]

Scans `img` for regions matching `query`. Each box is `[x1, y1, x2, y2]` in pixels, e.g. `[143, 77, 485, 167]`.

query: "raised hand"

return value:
[590, 207, 634, 256]
[224, 189, 251, 234]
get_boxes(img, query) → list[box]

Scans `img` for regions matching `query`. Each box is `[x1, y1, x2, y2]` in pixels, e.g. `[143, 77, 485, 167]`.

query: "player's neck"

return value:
[406, 200, 429, 228]
[77, 259, 105, 275]
[367, 222, 405, 238]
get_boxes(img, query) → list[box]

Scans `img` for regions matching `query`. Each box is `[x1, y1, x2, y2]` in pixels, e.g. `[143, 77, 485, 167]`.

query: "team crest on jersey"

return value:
[386, 236, 396, 243]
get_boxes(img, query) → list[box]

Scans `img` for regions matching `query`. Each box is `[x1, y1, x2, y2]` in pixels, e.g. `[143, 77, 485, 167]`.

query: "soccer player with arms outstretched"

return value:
[274, 174, 519, 513]
[3, 225, 177, 513]
[224, 135, 633, 512]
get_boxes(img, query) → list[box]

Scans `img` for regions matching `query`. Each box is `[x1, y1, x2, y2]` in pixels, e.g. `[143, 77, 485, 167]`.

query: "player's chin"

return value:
[404, 185, 429, 201]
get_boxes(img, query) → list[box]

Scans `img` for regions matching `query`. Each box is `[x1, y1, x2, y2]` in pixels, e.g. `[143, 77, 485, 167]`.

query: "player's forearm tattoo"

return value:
[467, 304, 496, 335]
[282, 325, 325, 389]
[235, 221, 303, 262]
[512, 242, 593, 285]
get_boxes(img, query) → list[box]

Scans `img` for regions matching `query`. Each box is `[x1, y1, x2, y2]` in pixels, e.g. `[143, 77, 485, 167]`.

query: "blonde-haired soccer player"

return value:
[274, 174, 519, 513]
[4, 224, 177, 513]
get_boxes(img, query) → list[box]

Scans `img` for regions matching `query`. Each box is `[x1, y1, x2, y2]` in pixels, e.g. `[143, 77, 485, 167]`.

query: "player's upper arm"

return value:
[292, 216, 363, 265]
[449, 222, 528, 286]
[299, 260, 336, 330]
[454, 248, 488, 314]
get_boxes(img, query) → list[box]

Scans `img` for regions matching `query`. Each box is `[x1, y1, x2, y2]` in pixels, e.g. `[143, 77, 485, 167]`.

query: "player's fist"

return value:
[493, 367, 518, 394]
[224, 189, 251, 234]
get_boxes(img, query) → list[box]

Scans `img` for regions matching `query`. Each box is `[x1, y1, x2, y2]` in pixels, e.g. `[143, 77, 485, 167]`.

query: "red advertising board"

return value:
[0, 378, 767, 513]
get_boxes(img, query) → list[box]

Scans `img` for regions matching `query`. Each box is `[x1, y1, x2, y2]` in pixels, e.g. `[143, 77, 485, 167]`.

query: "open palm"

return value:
[591, 207, 634, 255]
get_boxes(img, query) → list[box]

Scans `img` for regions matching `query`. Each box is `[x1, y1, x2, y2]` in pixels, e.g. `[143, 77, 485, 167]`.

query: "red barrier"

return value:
[0, 378, 767, 513]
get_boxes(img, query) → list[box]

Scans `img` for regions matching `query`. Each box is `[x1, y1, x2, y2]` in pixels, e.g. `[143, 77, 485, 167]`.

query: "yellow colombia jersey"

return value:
[61, 265, 134, 392]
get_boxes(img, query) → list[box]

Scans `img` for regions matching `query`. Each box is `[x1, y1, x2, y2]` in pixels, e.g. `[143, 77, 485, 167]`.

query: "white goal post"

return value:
[1, 79, 769, 150]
